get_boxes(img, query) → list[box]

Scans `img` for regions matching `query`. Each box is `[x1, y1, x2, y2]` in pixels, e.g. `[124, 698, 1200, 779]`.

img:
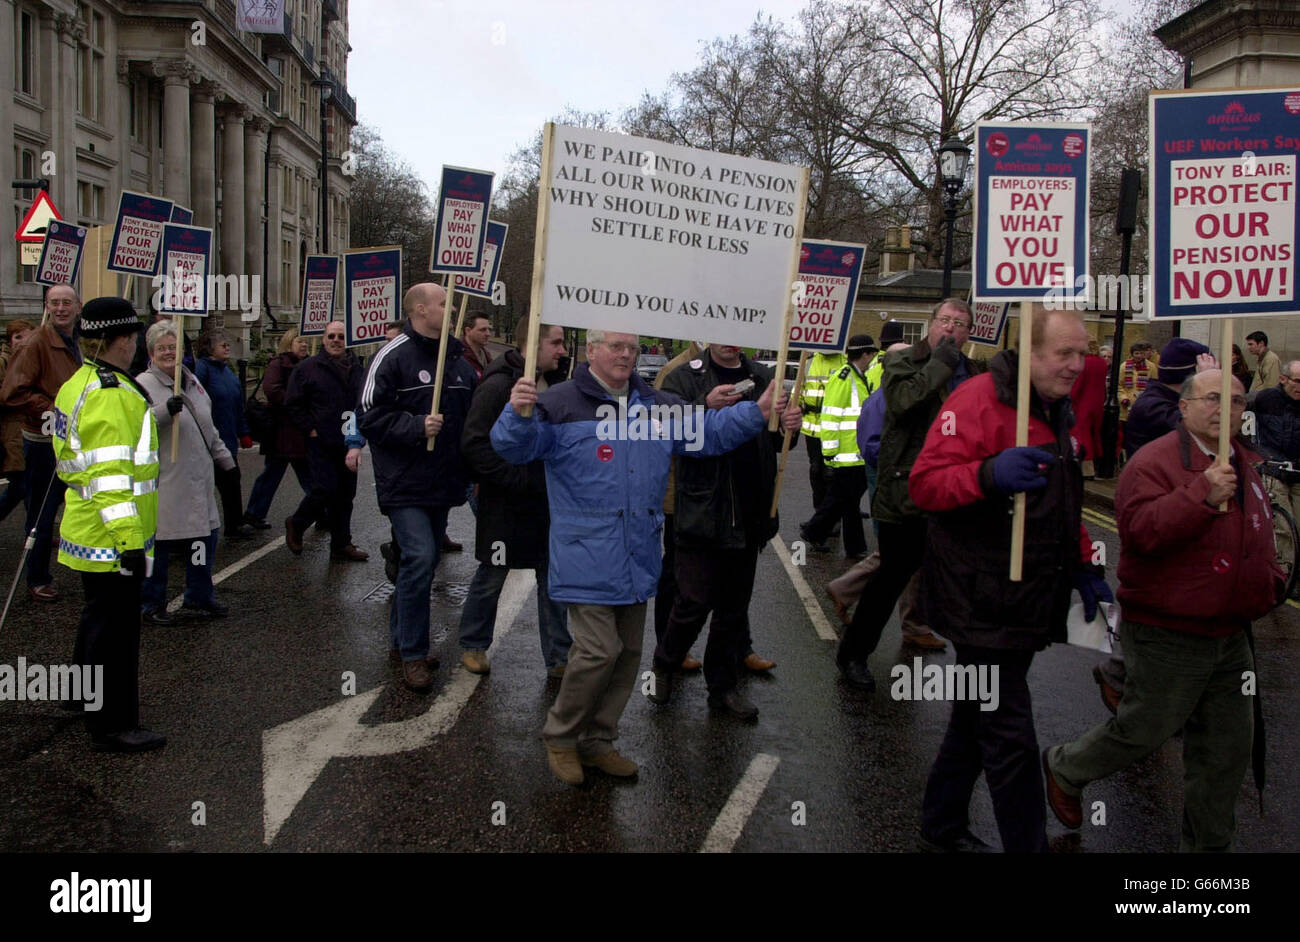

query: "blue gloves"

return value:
[989, 446, 1055, 495]
[1075, 570, 1115, 622]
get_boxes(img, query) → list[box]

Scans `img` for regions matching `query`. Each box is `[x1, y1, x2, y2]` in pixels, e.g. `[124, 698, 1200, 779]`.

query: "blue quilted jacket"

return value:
[491, 363, 765, 604]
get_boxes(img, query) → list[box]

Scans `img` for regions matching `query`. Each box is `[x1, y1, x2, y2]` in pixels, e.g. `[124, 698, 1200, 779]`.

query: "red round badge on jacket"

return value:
[1212, 554, 1232, 574]
[597, 444, 614, 462]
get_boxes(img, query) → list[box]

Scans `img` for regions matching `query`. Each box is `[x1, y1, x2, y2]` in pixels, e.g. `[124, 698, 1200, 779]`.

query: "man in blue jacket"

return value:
[492, 328, 781, 786]
[359, 284, 476, 692]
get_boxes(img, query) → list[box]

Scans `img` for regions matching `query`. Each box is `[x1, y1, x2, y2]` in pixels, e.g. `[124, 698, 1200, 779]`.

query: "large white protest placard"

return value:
[535, 125, 807, 349]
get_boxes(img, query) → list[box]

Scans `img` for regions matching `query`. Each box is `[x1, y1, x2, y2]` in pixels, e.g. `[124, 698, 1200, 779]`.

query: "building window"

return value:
[897, 320, 926, 345]
[77, 181, 105, 225]
[76, 6, 105, 121]
[282, 238, 294, 306]
[128, 77, 145, 142]
[298, 80, 307, 128]
[14, 7, 37, 97]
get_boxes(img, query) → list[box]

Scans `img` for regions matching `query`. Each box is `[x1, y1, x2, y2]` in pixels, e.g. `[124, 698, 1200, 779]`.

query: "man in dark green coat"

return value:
[838, 300, 985, 690]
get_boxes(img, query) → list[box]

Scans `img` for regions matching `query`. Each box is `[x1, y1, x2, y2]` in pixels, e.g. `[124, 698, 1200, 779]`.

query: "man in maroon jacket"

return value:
[1044, 369, 1283, 852]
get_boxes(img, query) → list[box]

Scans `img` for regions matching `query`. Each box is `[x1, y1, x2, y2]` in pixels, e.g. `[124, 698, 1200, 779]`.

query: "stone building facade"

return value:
[1, 0, 356, 354]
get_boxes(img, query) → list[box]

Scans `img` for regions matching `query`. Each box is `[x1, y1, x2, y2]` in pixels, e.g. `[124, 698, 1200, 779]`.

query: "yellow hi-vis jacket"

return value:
[818, 362, 871, 468]
[800, 351, 847, 438]
[53, 362, 159, 572]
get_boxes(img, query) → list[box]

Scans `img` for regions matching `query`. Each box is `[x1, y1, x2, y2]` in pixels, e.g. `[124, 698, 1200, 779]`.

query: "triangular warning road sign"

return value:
[15, 191, 61, 242]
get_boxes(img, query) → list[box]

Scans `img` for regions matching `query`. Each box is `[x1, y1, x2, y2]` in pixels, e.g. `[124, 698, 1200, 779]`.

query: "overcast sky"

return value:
[347, 0, 1139, 197]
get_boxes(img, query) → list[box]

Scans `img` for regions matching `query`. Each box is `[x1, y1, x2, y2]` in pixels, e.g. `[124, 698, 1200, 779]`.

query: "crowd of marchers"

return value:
[0, 285, 1288, 853]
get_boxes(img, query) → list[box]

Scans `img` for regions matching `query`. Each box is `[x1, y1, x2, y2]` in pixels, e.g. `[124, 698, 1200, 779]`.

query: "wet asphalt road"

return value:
[0, 443, 1297, 854]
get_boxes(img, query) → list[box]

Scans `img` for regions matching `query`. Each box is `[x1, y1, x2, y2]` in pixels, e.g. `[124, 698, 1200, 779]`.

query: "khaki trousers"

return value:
[543, 602, 646, 755]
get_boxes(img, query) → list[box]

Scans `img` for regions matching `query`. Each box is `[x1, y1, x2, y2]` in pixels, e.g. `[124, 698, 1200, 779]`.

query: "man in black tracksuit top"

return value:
[650, 343, 801, 720]
[358, 283, 476, 691]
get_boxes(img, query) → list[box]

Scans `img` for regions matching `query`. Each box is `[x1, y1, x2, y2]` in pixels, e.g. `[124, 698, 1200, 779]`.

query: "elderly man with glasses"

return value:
[1252, 358, 1300, 590]
[284, 320, 368, 564]
[492, 328, 787, 785]
[1044, 370, 1282, 851]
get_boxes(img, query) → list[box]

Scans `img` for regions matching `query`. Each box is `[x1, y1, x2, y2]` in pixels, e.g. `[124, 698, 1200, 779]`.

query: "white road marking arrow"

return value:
[262, 568, 535, 844]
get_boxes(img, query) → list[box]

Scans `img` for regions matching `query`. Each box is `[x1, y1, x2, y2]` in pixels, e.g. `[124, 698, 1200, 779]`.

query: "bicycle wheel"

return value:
[1270, 498, 1300, 602]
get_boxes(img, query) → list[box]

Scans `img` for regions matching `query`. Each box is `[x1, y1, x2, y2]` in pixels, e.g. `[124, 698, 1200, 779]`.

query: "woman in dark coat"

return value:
[1231, 343, 1254, 393]
[244, 329, 314, 528]
[195, 330, 253, 540]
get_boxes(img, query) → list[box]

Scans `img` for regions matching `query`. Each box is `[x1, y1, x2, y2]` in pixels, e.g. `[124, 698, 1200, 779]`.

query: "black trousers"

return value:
[215, 458, 243, 532]
[74, 570, 143, 737]
[839, 517, 926, 664]
[803, 464, 868, 557]
[654, 514, 678, 643]
[655, 543, 760, 694]
[920, 645, 1047, 853]
[804, 434, 829, 509]
[290, 441, 356, 550]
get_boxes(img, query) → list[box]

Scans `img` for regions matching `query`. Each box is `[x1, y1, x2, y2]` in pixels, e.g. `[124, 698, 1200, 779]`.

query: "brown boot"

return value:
[743, 652, 775, 672]
[402, 659, 435, 692]
[545, 744, 584, 785]
[285, 517, 304, 555]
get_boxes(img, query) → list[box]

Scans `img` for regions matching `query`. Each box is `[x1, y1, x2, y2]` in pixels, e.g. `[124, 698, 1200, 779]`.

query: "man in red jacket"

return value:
[908, 307, 1108, 853]
[1043, 370, 1282, 852]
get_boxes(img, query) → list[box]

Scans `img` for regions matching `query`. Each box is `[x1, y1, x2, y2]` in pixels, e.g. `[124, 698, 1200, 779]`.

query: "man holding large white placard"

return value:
[491, 329, 781, 785]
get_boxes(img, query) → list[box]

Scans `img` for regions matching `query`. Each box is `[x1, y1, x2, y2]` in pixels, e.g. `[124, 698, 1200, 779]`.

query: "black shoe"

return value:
[708, 688, 758, 721]
[243, 513, 271, 530]
[182, 601, 229, 618]
[917, 830, 995, 853]
[798, 525, 831, 553]
[90, 727, 167, 753]
[142, 608, 176, 626]
[839, 659, 876, 691]
[648, 664, 673, 704]
[380, 542, 400, 584]
[226, 523, 255, 540]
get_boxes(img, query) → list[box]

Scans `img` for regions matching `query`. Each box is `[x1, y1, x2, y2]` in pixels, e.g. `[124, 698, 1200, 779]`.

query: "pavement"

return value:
[0, 443, 1296, 854]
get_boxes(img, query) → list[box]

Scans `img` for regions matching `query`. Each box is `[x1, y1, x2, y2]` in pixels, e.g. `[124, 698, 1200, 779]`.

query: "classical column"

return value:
[244, 118, 269, 294]
[220, 107, 246, 285]
[52, 13, 82, 217]
[191, 83, 217, 228]
[266, 143, 283, 308]
[155, 60, 194, 206]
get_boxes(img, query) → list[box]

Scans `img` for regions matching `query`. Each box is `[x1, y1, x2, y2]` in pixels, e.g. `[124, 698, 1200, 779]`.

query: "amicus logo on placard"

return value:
[800, 246, 810, 262]
[1208, 101, 1261, 127]
[986, 132, 1010, 157]
[841, 252, 857, 267]
[1015, 132, 1053, 153]
[1062, 134, 1085, 158]
[1284, 92, 1300, 116]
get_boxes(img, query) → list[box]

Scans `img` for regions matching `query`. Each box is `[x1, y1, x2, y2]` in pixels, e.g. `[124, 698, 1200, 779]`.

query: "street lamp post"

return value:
[938, 136, 971, 298]
[312, 79, 332, 253]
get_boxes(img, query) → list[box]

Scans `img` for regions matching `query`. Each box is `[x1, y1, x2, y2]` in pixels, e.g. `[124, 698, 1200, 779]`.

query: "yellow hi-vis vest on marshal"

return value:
[819, 363, 870, 467]
[799, 351, 847, 437]
[53, 363, 159, 572]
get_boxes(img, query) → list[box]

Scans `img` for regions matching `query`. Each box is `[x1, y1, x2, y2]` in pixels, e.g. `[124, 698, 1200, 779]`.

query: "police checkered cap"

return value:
[79, 297, 142, 339]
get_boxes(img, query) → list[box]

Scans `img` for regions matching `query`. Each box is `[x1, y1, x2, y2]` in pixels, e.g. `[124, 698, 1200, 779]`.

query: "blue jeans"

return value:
[142, 529, 219, 612]
[459, 561, 571, 668]
[387, 505, 449, 661]
[23, 438, 66, 588]
[245, 455, 312, 520]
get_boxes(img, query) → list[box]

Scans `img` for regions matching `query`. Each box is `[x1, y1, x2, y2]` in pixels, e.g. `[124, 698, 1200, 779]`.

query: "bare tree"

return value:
[346, 124, 435, 292]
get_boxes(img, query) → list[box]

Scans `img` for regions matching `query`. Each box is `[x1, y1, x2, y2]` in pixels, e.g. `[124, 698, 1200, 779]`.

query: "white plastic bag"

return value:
[1066, 600, 1119, 653]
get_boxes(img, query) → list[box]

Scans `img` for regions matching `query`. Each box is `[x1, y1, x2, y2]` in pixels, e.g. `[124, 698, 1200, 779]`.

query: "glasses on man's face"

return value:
[1284, 376, 1300, 385]
[598, 341, 638, 355]
[1187, 394, 1247, 408]
[935, 315, 971, 330]
[325, 333, 345, 340]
